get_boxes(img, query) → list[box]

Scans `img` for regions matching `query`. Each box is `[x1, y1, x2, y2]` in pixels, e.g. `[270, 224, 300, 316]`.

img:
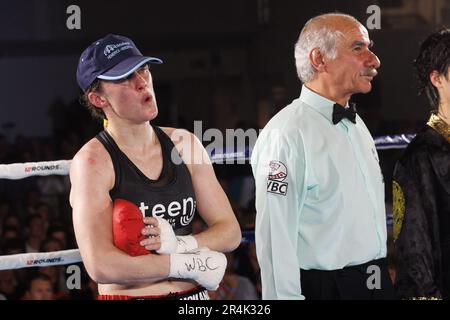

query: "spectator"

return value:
[38, 267, 69, 300]
[24, 273, 54, 300]
[24, 214, 46, 253]
[1, 213, 22, 232]
[0, 199, 13, 227]
[0, 270, 18, 300]
[46, 224, 69, 250]
[1, 226, 20, 243]
[36, 202, 51, 232]
[25, 189, 42, 216]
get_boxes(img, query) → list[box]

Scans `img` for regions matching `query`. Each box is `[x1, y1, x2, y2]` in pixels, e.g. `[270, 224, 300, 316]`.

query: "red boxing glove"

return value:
[112, 198, 149, 256]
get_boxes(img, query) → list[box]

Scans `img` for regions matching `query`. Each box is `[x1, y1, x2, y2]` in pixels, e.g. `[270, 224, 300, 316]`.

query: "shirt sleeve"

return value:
[251, 129, 306, 300]
[393, 155, 442, 299]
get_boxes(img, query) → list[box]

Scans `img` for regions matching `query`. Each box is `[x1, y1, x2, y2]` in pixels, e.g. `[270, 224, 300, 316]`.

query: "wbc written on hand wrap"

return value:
[155, 217, 226, 290]
[168, 247, 227, 291]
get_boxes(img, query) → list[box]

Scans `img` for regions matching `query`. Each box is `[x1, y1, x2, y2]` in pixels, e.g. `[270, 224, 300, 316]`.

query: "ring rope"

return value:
[373, 133, 415, 150]
[0, 249, 81, 271]
[0, 160, 71, 180]
[0, 134, 415, 179]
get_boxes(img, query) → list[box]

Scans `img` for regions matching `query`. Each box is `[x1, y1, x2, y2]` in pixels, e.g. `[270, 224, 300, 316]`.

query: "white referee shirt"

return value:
[251, 85, 387, 300]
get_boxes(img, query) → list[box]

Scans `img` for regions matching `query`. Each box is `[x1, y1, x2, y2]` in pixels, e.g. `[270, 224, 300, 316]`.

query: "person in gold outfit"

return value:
[393, 28, 450, 300]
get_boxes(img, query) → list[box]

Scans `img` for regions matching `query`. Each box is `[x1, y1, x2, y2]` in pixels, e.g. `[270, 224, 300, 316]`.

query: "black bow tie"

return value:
[332, 103, 357, 125]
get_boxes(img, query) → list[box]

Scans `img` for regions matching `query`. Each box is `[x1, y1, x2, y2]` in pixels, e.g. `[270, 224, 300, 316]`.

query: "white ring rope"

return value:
[0, 134, 414, 179]
[0, 249, 82, 270]
[0, 133, 413, 270]
[0, 160, 71, 180]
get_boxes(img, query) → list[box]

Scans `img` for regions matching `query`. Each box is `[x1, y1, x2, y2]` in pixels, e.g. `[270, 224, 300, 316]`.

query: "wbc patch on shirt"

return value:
[267, 160, 288, 196]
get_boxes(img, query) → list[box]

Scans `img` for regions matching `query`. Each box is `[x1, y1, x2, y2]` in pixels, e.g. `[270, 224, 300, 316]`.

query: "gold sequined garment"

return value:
[427, 113, 450, 143]
[393, 117, 450, 299]
[392, 181, 405, 243]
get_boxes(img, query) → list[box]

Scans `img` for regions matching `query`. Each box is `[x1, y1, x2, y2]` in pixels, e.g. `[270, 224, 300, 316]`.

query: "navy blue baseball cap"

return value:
[76, 34, 163, 92]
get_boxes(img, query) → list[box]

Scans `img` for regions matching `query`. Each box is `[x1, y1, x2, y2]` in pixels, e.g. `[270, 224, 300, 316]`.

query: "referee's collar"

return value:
[299, 85, 350, 124]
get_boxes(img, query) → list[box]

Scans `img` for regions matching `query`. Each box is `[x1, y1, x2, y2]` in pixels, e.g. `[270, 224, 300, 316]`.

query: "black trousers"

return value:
[300, 258, 396, 300]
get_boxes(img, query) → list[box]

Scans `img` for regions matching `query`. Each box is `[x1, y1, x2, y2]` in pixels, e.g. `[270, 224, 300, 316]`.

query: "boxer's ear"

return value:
[88, 91, 108, 109]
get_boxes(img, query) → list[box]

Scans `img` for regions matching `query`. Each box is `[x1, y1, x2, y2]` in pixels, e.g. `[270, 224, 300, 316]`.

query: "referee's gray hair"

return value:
[294, 13, 360, 83]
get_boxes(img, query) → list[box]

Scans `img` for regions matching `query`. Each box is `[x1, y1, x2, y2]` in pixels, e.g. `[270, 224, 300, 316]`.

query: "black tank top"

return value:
[96, 126, 196, 235]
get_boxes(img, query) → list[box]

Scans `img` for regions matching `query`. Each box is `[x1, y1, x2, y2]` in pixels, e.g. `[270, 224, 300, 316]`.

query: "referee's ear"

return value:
[309, 48, 327, 73]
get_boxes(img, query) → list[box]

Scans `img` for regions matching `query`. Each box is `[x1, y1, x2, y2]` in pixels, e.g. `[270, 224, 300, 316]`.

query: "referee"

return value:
[251, 13, 395, 300]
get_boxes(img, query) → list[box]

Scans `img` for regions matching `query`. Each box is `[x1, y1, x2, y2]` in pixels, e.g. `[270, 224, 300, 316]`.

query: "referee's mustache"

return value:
[361, 68, 378, 77]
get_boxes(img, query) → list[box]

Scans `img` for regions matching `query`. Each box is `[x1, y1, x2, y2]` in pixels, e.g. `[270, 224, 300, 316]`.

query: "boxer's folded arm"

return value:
[70, 146, 171, 285]
[87, 246, 170, 285]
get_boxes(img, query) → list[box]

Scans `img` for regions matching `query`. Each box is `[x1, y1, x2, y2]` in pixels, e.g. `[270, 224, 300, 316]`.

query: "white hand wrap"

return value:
[169, 248, 227, 290]
[175, 235, 198, 253]
[155, 217, 198, 254]
[155, 217, 178, 254]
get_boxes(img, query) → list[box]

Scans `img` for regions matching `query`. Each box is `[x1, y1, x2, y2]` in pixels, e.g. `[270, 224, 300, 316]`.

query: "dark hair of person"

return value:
[79, 79, 106, 121]
[414, 28, 450, 110]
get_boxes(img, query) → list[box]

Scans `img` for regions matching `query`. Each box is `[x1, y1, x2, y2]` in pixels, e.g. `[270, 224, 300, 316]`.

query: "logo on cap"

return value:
[103, 42, 133, 59]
